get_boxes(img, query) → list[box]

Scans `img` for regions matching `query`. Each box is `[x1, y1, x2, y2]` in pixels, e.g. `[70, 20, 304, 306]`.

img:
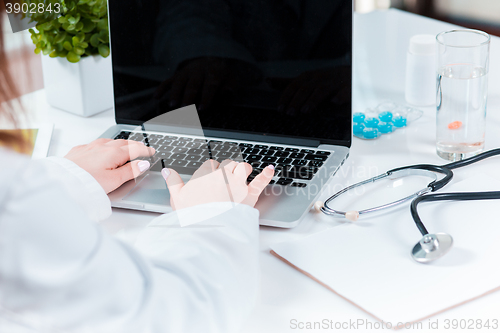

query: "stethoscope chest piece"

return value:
[411, 233, 453, 263]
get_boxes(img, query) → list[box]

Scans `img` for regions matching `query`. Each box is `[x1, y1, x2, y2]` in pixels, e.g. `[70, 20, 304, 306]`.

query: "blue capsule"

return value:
[378, 122, 394, 134]
[364, 117, 379, 128]
[393, 116, 407, 128]
[363, 128, 379, 139]
[353, 122, 365, 134]
[353, 112, 366, 123]
[353, 108, 413, 140]
[378, 111, 393, 122]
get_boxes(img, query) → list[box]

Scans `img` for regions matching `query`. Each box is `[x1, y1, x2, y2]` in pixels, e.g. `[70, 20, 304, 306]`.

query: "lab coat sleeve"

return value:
[0, 153, 260, 333]
[34, 156, 112, 222]
[133, 203, 260, 333]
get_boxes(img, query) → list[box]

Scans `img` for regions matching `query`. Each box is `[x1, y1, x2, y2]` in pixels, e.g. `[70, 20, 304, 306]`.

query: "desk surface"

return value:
[23, 9, 500, 332]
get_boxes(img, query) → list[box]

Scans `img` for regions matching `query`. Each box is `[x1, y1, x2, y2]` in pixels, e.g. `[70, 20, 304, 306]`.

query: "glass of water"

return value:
[436, 29, 490, 161]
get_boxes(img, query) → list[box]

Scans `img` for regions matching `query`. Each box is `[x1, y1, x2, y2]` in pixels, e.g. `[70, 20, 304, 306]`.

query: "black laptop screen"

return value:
[108, 0, 352, 147]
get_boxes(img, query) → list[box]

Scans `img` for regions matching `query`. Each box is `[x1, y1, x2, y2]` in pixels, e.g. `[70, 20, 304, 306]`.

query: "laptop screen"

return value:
[108, 0, 352, 147]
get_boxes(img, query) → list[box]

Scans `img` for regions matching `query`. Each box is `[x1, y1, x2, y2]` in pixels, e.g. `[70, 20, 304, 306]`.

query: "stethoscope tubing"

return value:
[322, 148, 500, 226]
[321, 165, 453, 217]
[443, 148, 500, 170]
[411, 190, 500, 236]
[388, 164, 453, 191]
[320, 148, 500, 263]
[409, 148, 500, 236]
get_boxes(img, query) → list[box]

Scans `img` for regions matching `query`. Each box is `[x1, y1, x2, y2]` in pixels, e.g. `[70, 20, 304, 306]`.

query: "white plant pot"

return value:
[41, 55, 113, 117]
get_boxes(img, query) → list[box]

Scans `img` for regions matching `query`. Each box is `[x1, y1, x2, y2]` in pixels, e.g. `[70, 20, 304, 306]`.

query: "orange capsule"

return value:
[448, 121, 462, 130]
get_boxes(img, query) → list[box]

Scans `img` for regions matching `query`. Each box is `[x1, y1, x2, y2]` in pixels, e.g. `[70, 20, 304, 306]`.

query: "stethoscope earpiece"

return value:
[411, 233, 453, 263]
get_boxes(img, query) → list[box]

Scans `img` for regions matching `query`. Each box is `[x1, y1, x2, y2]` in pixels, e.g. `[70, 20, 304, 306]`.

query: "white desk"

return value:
[24, 9, 500, 333]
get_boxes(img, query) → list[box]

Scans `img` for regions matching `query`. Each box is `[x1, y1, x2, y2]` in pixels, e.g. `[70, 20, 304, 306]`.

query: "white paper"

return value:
[271, 175, 500, 325]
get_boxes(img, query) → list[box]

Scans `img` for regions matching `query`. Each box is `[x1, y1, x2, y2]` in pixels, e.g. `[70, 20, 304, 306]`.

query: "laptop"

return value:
[100, 0, 352, 228]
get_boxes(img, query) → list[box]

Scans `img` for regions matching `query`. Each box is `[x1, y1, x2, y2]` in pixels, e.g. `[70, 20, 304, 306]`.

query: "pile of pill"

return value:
[352, 102, 422, 140]
[353, 112, 408, 139]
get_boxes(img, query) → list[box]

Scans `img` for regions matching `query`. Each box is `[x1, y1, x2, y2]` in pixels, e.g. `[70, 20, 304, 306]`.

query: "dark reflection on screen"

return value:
[109, 0, 352, 146]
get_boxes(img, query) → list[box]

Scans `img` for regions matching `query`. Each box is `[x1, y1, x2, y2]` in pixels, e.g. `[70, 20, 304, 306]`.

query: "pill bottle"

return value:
[405, 34, 436, 106]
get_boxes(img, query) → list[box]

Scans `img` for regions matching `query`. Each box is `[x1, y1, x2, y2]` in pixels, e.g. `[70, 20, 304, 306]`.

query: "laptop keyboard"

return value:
[113, 131, 332, 187]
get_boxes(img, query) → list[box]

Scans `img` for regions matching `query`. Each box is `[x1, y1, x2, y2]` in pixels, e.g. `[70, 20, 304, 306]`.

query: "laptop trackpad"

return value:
[121, 172, 192, 206]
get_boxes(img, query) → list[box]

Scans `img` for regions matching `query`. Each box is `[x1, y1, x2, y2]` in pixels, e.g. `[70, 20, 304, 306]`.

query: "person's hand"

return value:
[64, 138, 156, 193]
[161, 159, 275, 210]
[154, 57, 260, 111]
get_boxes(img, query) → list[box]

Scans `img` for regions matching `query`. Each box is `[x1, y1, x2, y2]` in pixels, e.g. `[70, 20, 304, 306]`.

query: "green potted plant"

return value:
[29, 0, 109, 63]
[28, 0, 113, 117]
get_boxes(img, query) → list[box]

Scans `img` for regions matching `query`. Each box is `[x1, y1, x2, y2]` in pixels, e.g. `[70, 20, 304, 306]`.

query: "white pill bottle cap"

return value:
[409, 34, 436, 55]
[405, 34, 436, 106]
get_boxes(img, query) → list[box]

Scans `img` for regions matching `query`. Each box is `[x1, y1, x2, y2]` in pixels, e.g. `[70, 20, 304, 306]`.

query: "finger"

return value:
[247, 165, 275, 197]
[169, 74, 189, 108]
[161, 168, 185, 198]
[233, 162, 252, 181]
[278, 79, 301, 113]
[219, 159, 236, 169]
[120, 144, 155, 161]
[154, 77, 174, 99]
[181, 74, 204, 107]
[199, 159, 220, 172]
[220, 160, 238, 174]
[106, 160, 151, 193]
[191, 159, 220, 179]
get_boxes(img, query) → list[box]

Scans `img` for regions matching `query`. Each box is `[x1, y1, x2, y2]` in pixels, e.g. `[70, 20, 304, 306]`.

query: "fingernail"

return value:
[161, 168, 170, 180]
[267, 164, 275, 170]
[138, 160, 150, 173]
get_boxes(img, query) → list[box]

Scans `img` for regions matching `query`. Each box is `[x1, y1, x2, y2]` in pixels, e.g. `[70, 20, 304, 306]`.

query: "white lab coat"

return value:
[0, 149, 260, 333]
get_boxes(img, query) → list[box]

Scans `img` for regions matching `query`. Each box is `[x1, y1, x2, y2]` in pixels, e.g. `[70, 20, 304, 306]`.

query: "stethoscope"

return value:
[315, 149, 500, 263]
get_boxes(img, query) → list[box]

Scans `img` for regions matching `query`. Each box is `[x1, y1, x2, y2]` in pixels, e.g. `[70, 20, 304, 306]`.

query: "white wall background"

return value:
[434, 0, 500, 25]
[356, 0, 500, 26]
